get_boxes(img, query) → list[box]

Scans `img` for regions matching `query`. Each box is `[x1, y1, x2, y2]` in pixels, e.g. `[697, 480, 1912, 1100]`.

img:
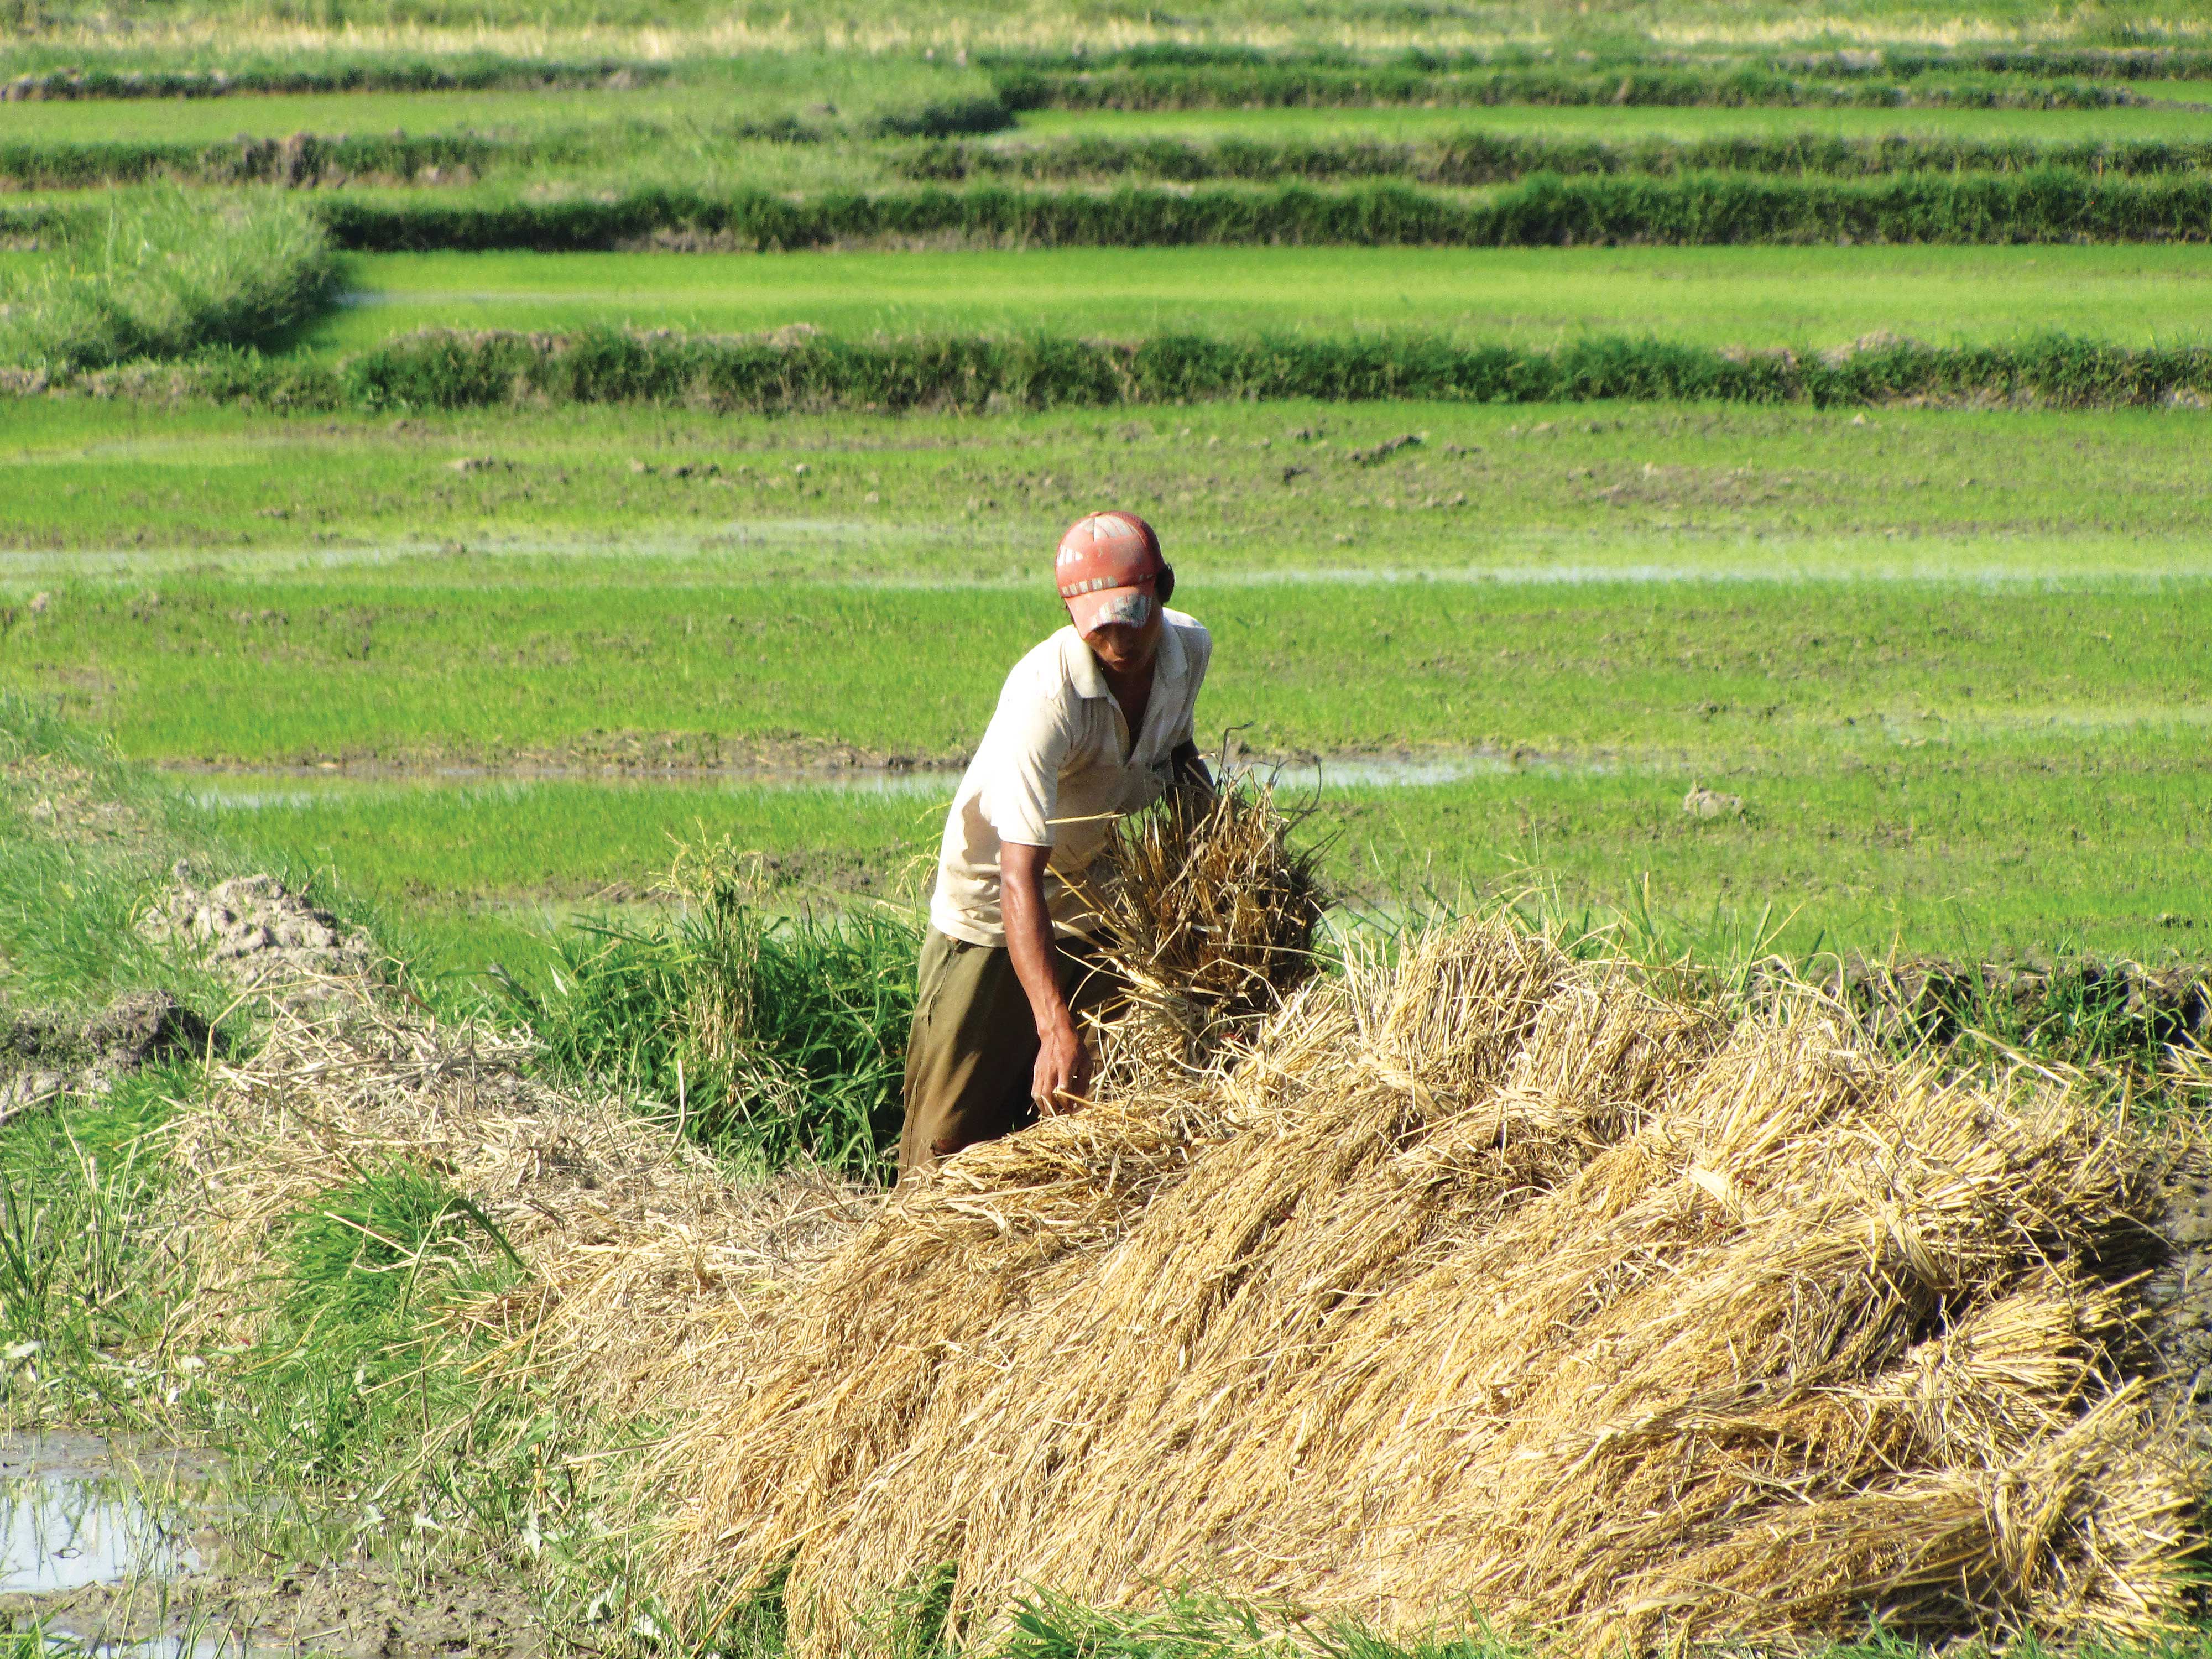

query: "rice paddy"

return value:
[4, 15, 2211, 1659]
[306, 243, 2212, 353]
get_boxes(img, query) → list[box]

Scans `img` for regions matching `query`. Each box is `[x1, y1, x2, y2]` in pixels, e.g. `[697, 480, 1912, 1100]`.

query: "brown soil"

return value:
[6, 1559, 550, 1657]
[2146, 1149, 2212, 1461]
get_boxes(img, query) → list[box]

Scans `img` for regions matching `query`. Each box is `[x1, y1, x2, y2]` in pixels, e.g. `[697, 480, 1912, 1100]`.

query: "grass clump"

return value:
[502, 842, 918, 1178]
[0, 188, 337, 375]
[0, 1063, 184, 1418]
[276, 1159, 520, 1329]
[229, 1159, 533, 1489]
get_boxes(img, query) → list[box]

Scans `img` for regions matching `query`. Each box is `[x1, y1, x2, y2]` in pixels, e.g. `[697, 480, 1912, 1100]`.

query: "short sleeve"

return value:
[1171, 621, 1213, 747]
[978, 676, 1073, 848]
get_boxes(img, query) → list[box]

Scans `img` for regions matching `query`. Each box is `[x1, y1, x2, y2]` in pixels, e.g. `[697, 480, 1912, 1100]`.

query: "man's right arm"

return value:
[1001, 840, 1088, 1114]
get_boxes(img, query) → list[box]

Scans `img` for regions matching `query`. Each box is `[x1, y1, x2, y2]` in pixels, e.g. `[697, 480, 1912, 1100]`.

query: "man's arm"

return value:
[1002, 840, 1089, 1115]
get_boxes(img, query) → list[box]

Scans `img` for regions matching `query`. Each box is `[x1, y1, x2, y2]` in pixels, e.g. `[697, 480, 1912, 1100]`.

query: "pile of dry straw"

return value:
[653, 785, 2200, 1656]
[148, 801, 2201, 1656]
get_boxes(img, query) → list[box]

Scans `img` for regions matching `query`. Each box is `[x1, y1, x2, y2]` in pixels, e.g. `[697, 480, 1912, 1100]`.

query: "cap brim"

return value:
[1067, 586, 1155, 636]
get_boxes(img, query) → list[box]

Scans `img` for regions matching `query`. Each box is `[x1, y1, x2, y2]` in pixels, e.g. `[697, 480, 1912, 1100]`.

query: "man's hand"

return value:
[1032, 1009, 1092, 1116]
[1002, 840, 1091, 1116]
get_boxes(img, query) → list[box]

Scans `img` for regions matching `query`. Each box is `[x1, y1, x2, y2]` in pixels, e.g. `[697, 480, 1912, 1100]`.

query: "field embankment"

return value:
[325, 325, 2212, 413]
[18, 323, 2212, 413]
[900, 131, 2212, 184]
[278, 173, 2212, 254]
[987, 58, 2164, 112]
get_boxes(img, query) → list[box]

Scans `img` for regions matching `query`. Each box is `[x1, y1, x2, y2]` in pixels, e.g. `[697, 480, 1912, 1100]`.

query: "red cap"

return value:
[1056, 512, 1164, 636]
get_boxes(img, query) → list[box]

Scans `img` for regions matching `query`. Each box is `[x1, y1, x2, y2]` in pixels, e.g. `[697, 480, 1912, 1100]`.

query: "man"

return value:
[898, 510, 1212, 1173]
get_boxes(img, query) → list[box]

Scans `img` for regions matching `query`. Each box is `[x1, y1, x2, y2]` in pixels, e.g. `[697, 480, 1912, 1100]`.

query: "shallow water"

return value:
[166, 748, 1620, 809]
[0, 1434, 204, 1595]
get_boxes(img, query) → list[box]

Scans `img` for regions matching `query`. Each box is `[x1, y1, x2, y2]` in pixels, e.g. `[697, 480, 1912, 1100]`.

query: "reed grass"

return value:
[0, 188, 336, 374]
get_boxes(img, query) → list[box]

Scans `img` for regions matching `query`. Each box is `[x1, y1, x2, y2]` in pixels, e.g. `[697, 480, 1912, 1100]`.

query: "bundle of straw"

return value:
[1079, 778, 1328, 1070]
[655, 915, 2197, 1656]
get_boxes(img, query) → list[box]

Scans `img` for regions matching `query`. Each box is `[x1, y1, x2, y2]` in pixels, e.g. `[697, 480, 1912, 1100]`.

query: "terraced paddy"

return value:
[311, 243, 2212, 353]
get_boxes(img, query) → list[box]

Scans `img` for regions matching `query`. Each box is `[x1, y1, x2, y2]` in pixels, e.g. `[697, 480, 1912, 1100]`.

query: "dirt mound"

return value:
[0, 990, 211, 1120]
[143, 870, 378, 1006]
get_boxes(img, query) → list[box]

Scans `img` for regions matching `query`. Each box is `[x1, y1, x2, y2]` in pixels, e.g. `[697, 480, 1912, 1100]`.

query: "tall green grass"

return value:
[334, 325, 2212, 413]
[899, 132, 2212, 185]
[300, 171, 2212, 255]
[0, 691, 236, 1012]
[0, 1064, 181, 1417]
[989, 61, 2152, 112]
[497, 843, 917, 1177]
[0, 189, 336, 373]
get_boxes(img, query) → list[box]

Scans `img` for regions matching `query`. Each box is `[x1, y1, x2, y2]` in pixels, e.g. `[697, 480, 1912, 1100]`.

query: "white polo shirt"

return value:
[930, 609, 1212, 947]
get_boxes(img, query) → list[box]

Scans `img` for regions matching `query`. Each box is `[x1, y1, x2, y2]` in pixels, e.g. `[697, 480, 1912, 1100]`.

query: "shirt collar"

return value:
[1060, 617, 1186, 705]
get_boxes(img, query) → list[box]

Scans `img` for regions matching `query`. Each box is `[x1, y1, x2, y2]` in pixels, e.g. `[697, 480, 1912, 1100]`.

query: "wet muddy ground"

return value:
[0, 1433, 549, 1657]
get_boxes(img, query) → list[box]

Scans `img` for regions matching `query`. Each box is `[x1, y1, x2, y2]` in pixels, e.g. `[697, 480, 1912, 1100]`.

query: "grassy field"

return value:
[171, 728, 2212, 968]
[6, 399, 2211, 572]
[3, 394, 2207, 966]
[306, 243, 2212, 352]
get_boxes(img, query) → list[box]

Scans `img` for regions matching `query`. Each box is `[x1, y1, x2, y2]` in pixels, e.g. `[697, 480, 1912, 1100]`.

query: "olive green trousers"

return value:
[897, 925, 1119, 1176]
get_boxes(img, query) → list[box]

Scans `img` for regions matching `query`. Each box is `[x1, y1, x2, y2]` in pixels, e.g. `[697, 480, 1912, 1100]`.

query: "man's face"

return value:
[1078, 606, 1164, 675]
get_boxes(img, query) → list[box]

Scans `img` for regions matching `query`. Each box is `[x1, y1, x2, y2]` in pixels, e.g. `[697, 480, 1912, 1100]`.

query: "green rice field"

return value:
[7, 399, 2212, 573]
[311, 244, 2212, 353]
[4, 393, 2207, 963]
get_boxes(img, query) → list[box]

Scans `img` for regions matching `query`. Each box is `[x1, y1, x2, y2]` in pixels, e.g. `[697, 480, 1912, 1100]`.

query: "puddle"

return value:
[0, 1436, 207, 1596]
[165, 749, 1633, 809]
